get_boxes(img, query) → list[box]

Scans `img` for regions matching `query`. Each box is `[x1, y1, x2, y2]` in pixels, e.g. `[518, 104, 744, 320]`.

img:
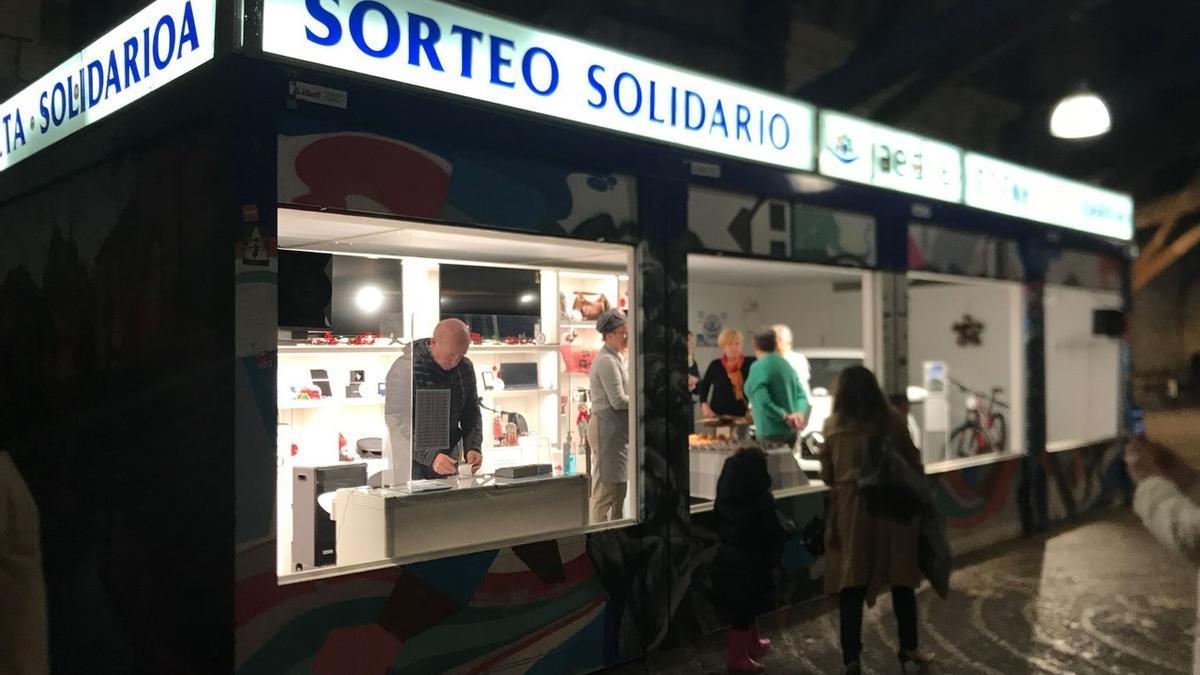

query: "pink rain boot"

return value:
[748, 623, 771, 659]
[726, 629, 765, 673]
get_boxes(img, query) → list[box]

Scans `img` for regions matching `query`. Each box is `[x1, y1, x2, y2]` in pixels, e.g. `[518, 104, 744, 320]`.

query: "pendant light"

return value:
[1049, 90, 1111, 139]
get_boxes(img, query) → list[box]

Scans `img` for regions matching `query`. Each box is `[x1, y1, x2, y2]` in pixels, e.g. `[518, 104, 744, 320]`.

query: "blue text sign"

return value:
[262, 0, 816, 171]
[0, 0, 217, 173]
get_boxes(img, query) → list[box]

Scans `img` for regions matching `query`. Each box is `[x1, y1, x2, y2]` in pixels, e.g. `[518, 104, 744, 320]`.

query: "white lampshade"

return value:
[1049, 93, 1111, 139]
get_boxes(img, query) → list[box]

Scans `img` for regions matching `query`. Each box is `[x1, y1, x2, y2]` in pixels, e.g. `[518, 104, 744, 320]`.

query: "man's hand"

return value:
[786, 412, 807, 431]
[466, 450, 483, 474]
[432, 453, 458, 476]
[701, 403, 715, 419]
[688, 375, 700, 393]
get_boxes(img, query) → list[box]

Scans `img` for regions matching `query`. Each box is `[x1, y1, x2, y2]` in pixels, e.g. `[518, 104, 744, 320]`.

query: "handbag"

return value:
[856, 434, 930, 521]
[559, 345, 596, 374]
[572, 292, 610, 320]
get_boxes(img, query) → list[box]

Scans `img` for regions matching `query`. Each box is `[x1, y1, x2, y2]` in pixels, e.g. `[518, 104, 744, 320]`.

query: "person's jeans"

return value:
[838, 586, 918, 664]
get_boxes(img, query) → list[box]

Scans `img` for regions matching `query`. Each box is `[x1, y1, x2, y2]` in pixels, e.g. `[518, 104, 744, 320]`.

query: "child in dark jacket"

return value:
[713, 446, 794, 673]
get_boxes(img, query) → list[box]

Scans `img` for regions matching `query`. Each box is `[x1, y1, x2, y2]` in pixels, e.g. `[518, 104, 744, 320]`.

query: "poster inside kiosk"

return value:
[261, 0, 816, 171]
[0, 0, 217, 173]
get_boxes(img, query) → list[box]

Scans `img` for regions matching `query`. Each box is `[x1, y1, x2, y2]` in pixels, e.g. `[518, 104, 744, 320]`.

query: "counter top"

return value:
[342, 472, 585, 501]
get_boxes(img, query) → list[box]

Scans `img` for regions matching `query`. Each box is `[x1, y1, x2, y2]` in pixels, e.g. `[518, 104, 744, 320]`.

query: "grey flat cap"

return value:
[595, 309, 627, 335]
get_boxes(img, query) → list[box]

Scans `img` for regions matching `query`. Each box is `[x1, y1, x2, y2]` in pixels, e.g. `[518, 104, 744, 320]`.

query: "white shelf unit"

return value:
[554, 269, 629, 475]
[278, 397, 385, 410]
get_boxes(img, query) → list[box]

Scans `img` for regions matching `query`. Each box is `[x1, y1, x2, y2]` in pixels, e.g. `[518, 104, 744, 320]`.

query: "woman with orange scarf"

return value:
[699, 329, 756, 419]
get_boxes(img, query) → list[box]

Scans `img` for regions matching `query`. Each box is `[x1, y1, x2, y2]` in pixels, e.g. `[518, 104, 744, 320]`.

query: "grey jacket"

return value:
[589, 344, 629, 483]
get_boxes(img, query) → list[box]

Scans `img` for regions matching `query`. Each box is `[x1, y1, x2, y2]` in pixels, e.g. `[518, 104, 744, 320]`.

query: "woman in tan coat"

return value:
[820, 366, 931, 674]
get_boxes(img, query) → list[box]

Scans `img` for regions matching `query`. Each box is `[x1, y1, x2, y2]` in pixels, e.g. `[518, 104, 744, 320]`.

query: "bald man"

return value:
[385, 319, 483, 480]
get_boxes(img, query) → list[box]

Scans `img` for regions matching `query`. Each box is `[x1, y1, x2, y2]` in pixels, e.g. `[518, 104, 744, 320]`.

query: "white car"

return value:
[797, 349, 924, 469]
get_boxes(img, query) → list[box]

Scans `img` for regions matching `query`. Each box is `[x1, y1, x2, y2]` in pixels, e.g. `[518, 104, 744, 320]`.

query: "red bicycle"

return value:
[949, 379, 1008, 457]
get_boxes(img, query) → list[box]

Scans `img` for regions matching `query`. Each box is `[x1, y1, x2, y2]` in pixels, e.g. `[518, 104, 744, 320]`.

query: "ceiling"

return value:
[279, 209, 630, 271]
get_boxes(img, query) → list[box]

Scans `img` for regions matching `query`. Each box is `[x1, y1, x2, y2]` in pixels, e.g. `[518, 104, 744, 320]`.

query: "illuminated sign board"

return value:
[262, 0, 816, 171]
[0, 0, 217, 173]
[964, 153, 1133, 240]
[818, 110, 963, 203]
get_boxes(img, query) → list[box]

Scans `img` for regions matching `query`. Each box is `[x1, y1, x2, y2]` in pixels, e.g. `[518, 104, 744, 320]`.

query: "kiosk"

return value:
[0, 1, 1133, 672]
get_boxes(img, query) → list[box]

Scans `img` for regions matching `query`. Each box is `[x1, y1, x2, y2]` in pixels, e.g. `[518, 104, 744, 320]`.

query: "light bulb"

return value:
[1049, 93, 1111, 139]
[356, 286, 384, 312]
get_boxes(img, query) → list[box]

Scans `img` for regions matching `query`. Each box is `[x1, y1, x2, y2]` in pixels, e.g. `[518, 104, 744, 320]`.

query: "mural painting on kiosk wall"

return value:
[277, 130, 638, 240]
[908, 223, 1025, 281]
[234, 120, 660, 673]
[686, 186, 877, 267]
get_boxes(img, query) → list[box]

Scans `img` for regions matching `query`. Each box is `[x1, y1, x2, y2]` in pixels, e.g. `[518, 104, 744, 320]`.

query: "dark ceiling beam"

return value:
[792, 0, 1060, 108]
[869, 0, 1106, 125]
[598, 0, 791, 90]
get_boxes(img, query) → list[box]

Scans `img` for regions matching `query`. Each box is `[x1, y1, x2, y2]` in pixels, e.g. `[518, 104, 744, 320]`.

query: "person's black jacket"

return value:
[699, 356, 756, 417]
[410, 337, 482, 479]
[712, 447, 794, 621]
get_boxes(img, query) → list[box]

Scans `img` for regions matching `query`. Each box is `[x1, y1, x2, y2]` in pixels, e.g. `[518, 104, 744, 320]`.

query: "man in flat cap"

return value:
[588, 309, 630, 522]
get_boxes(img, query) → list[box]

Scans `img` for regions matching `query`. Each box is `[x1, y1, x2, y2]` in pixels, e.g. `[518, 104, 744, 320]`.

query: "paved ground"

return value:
[607, 511, 1195, 674]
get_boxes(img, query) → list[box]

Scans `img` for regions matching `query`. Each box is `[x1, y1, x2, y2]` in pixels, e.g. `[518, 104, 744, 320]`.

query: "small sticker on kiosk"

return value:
[290, 81, 349, 110]
[689, 161, 722, 178]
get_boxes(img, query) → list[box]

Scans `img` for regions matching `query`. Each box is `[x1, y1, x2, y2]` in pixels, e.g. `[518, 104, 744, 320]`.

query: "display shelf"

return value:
[278, 397, 385, 410]
[278, 344, 405, 355]
[560, 321, 600, 330]
[480, 387, 557, 399]
[469, 344, 560, 355]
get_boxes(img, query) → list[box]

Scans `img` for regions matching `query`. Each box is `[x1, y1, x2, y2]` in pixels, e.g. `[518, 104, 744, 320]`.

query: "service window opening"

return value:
[275, 208, 638, 581]
[686, 253, 875, 510]
[906, 272, 1026, 472]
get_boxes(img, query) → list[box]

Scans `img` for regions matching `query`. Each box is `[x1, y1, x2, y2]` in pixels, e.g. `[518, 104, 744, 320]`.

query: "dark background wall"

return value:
[0, 74, 238, 671]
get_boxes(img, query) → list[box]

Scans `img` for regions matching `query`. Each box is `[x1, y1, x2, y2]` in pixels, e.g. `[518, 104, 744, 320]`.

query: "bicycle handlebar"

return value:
[948, 378, 1009, 408]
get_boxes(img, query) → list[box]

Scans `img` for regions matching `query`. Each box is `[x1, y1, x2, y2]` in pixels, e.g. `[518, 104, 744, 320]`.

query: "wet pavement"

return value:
[607, 511, 1195, 674]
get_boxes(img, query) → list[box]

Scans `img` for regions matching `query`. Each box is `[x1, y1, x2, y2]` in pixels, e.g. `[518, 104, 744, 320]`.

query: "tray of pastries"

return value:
[698, 415, 751, 428]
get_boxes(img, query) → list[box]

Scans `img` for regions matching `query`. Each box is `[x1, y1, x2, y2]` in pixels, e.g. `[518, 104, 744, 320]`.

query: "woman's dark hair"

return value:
[832, 365, 890, 431]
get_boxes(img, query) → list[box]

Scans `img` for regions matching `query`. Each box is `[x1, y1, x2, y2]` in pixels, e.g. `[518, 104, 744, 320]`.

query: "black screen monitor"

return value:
[278, 250, 332, 332]
[331, 256, 404, 337]
[439, 264, 540, 317]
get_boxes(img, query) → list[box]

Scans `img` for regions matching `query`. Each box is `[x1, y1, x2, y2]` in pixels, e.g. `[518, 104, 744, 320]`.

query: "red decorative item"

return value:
[349, 331, 377, 345]
[290, 443, 299, 457]
[503, 335, 520, 345]
[309, 331, 339, 345]
[560, 345, 596, 374]
[296, 387, 322, 400]
[470, 332, 483, 345]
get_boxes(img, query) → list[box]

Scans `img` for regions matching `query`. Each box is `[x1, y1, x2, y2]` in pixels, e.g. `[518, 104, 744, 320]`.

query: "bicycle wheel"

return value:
[987, 413, 1008, 453]
[950, 423, 976, 458]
